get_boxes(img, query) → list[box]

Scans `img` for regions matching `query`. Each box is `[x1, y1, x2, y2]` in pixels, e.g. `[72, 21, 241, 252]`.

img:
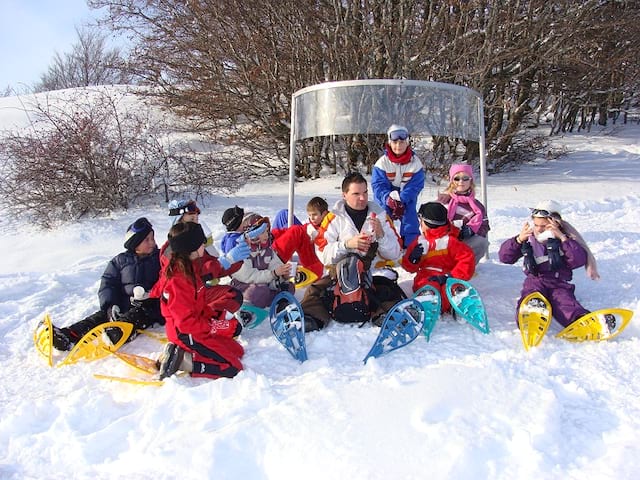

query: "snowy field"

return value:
[1, 92, 639, 479]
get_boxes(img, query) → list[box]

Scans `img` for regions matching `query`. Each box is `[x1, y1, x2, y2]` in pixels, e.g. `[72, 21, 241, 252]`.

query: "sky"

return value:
[1, 89, 639, 479]
[0, 0, 103, 92]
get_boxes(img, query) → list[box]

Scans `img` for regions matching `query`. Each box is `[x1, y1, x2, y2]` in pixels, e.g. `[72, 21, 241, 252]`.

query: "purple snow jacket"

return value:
[499, 235, 587, 281]
[499, 235, 589, 326]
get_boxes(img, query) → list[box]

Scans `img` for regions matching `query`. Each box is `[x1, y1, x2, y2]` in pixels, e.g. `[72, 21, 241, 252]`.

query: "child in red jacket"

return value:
[153, 222, 245, 380]
[402, 202, 475, 313]
[271, 196, 329, 279]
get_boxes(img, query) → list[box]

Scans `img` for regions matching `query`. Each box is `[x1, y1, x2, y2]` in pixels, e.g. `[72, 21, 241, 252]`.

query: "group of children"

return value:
[42, 124, 602, 383]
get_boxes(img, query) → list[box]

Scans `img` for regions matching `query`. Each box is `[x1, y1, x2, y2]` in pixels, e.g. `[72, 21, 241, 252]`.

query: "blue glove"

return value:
[219, 239, 250, 269]
[427, 274, 449, 285]
[458, 225, 475, 240]
[245, 222, 268, 240]
[408, 243, 424, 264]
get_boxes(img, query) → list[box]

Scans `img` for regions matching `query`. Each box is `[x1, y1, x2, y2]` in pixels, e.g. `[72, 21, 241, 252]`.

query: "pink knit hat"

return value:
[449, 164, 474, 182]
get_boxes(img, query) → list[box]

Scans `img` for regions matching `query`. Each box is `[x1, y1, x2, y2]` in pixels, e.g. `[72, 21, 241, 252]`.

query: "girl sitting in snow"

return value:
[437, 163, 490, 264]
[498, 200, 601, 329]
[230, 215, 295, 308]
[153, 222, 245, 380]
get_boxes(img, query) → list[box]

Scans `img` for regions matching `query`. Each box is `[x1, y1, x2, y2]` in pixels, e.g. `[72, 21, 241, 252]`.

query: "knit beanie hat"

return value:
[222, 205, 244, 232]
[418, 202, 448, 228]
[449, 164, 474, 183]
[169, 222, 206, 254]
[124, 217, 154, 251]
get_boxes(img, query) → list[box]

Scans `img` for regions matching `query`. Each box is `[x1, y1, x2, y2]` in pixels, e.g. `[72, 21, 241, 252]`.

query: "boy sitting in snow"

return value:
[270, 196, 329, 280]
[40, 217, 165, 351]
[402, 202, 475, 313]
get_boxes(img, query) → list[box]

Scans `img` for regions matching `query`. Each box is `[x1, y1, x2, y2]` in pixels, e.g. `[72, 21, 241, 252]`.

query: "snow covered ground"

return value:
[1, 92, 639, 479]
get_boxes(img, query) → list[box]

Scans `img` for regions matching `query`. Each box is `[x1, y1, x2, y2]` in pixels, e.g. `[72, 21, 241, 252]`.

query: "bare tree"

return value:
[87, 0, 640, 177]
[34, 26, 131, 92]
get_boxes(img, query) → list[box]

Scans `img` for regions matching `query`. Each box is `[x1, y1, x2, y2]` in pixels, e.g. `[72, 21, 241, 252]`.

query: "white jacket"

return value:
[315, 200, 401, 266]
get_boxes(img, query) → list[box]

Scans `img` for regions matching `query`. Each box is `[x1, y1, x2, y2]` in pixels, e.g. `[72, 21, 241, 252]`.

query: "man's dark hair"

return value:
[341, 172, 367, 193]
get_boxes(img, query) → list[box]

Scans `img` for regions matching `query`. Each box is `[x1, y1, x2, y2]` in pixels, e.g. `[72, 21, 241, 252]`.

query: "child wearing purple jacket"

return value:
[498, 200, 595, 327]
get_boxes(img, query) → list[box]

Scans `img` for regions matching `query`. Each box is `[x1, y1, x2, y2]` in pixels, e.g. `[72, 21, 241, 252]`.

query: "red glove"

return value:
[386, 196, 405, 220]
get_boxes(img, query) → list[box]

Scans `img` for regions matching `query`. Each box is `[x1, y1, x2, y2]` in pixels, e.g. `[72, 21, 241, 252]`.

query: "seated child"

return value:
[41, 217, 164, 351]
[271, 197, 329, 279]
[168, 198, 220, 257]
[498, 200, 599, 328]
[153, 222, 244, 380]
[230, 215, 295, 308]
[402, 202, 475, 313]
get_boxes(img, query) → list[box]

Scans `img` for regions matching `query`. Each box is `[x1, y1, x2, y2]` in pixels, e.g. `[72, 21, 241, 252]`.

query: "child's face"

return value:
[135, 231, 157, 256]
[307, 208, 327, 227]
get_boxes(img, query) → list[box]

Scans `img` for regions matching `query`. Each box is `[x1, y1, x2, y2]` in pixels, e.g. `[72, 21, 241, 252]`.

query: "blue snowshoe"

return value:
[269, 292, 308, 362]
[445, 278, 489, 334]
[363, 298, 425, 363]
[412, 284, 441, 340]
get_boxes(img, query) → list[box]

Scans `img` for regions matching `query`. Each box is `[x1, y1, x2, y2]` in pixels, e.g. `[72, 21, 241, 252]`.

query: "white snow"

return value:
[1, 92, 639, 480]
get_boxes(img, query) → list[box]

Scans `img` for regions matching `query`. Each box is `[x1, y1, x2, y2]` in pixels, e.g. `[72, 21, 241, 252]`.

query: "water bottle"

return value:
[363, 212, 377, 241]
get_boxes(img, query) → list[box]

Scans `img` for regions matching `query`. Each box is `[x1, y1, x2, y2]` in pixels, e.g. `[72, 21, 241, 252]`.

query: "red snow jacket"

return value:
[150, 260, 244, 369]
[402, 224, 475, 291]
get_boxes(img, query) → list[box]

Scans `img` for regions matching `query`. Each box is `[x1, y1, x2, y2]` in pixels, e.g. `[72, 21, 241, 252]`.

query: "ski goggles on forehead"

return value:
[244, 217, 271, 242]
[531, 208, 553, 218]
[130, 217, 152, 233]
[389, 131, 409, 141]
[169, 201, 200, 216]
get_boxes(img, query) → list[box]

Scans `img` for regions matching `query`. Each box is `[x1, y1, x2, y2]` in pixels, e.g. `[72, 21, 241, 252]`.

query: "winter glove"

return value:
[386, 195, 405, 220]
[427, 274, 449, 286]
[520, 241, 538, 275]
[546, 237, 562, 271]
[219, 238, 251, 269]
[408, 243, 424, 264]
[458, 225, 475, 240]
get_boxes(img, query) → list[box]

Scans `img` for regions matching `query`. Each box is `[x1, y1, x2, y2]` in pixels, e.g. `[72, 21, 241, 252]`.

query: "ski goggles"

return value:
[531, 208, 560, 218]
[452, 176, 471, 182]
[244, 216, 270, 240]
[130, 217, 153, 233]
[388, 131, 409, 141]
[168, 201, 200, 217]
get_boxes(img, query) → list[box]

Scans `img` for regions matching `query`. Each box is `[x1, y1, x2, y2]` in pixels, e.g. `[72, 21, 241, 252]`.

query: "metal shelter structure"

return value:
[287, 79, 487, 226]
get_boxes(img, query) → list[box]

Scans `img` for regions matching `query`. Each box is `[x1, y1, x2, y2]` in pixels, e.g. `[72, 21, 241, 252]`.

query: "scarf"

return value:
[561, 221, 600, 280]
[385, 145, 413, 165]
[446, 191, 484, 233]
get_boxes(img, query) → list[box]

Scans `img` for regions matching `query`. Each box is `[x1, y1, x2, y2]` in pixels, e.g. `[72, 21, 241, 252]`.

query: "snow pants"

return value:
[176, 329, 244, 379]
[517, 275, 589, 327]
[463, 234, 489, 264]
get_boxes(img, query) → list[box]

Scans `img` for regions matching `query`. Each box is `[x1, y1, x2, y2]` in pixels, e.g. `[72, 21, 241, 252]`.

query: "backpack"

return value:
[332, 254, 373, 324]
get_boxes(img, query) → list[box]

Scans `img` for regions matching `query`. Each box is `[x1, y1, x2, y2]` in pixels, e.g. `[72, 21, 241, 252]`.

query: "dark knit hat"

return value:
[124, 217, 154, 251]
[169, 222, 206, 254]
[222, 205, 244, 232]
[418, 202, 448, 228]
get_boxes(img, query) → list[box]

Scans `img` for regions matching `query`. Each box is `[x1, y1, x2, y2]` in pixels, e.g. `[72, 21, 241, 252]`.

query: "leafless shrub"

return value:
[0, 88, 166, 227]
